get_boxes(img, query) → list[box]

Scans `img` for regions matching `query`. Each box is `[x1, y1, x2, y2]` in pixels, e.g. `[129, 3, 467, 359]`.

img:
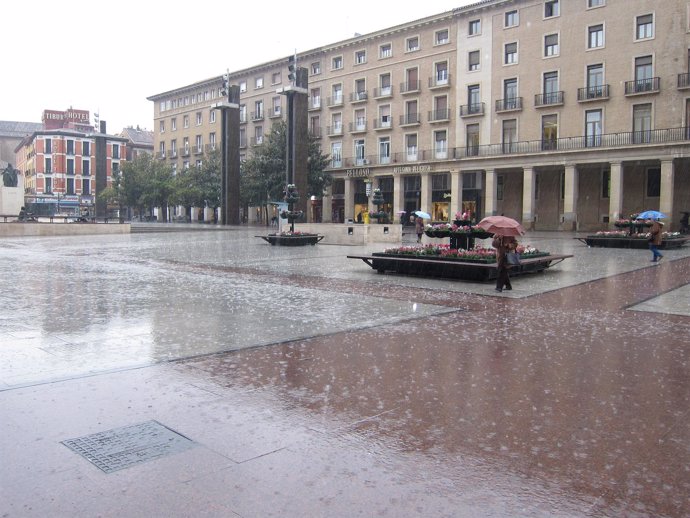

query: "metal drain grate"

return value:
[62, 420, 196, 473]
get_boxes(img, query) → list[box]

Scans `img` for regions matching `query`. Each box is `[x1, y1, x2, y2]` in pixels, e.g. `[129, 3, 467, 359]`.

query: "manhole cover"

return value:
[62, 420, 196, 473]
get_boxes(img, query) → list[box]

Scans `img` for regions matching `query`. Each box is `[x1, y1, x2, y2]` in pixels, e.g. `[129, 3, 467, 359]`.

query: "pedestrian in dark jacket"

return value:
[493, 234, 517, 292]
[648, 219, 664, 262]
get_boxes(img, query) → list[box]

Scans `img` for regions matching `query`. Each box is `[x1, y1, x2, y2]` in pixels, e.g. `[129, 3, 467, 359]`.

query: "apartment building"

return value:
[15, 109, 127, 216]
[148, 0, 690, 230]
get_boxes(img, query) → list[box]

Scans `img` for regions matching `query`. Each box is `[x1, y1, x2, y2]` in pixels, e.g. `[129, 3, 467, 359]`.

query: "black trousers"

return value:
[496, 264, 512, 289]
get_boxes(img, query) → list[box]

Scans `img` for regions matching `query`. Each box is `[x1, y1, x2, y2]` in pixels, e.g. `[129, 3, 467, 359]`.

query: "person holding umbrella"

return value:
[647, 218, 664, 262]
[476, 215, 526, 293]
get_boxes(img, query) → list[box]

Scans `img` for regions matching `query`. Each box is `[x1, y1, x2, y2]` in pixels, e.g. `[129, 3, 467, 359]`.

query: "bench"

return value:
[347, 253, 573, 282]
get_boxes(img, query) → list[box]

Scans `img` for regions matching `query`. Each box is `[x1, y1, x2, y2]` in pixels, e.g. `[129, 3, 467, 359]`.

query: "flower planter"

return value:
[579, 236, 690, 249]
[257, 234, 324, 246]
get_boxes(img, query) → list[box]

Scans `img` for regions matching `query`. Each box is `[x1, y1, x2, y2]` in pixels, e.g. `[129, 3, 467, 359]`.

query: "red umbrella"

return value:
[476, 215, 526, 236]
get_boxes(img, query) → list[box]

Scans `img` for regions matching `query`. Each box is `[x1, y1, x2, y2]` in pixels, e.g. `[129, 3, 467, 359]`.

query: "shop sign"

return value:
[346, 168, 370, 177]
[392, 165, 433, 174]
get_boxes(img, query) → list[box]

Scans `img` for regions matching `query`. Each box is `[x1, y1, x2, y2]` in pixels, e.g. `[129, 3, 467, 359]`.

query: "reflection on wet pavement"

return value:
[1, 229, 689, 517]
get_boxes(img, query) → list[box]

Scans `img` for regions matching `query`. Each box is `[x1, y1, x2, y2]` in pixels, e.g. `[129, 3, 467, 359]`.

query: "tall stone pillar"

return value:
[484, 169, 497, 217]
[322, 185, 333, 223]
[562, 164, 578, 230]
[420, 172, 432, 217]
[522, 166, 535, 229]
[608, 161, 623, 226]
[659, 159, 675, 228]
[215, 80, 241, 225]
[344, 177, 354, 221]
[393, 174, 404, 217]
[450, 170, 461, 217]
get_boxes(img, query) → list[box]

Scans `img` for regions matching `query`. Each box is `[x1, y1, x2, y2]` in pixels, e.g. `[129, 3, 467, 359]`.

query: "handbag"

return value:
[506, 251, 521, 266]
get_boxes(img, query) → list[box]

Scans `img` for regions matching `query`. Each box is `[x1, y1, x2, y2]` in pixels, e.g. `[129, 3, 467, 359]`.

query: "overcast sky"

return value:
[3, 0, 477, 134]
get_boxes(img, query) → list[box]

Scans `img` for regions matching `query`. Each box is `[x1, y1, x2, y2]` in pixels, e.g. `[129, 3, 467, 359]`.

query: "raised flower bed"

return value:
[577, 230, 690, 249]
[348, 244, 571, 282]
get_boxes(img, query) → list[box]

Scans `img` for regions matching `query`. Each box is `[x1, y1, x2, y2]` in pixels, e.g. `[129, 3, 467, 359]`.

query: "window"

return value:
[502, 119, 517, 152]
[332, 113, 342, 133]
[355, 50, 366, 64]
[545, 0, 559, 17]
[543, 71, 559, 102]
[588, 0, 604, 7]
[171, 118, 176, 131]
[379, 137, 391, 164]
[435, 62, 448, 84]
[159, 121, 165, 133]
[67, 140, 74, 155]
[45, 157, 52, 173]
[433, 96, 448, 121]
[196, 112, 202, 125]
[646, 167, 661, 197]
[112, 145, 120, 159]
[82, 179, 90, 195]
[468, 84, 480, 110]
[45, 139, 52, 154]
[183, 115, 189, 128]
[379, 105, 391, 127]
[585, 109, 602, 147]
[635, 55, 653, 84]
[310, 87, 321, 108]
[355, 78, 366, 100]
[332, 83, 343, 104]
[159, 142, 166, 157]
[505, 42, 518, 64]
[505, 10, 519, 27]
[504, 78, 518, 108]
[210, 110, 216, 123]
[332, 56, 343, 70]
[469, 19, 481, 36]
[466, 124, 479, 156]
[239, 105, 246, 123]
[636, 14, 653, 40]
[82, 141, 90, 156]
[66, 178, 75, 195]
[83, 159, 90, 175]
[67, 158, 74, 174]
[272, 96, 282, 116]
[331, 142, 342, 168]
[588, 24, 604, 48]
[239, 81, 247, 93]
[254, 100, 263, 119]
[406, 134, 418, 160]
[379, 73, 391, 96]
[44, 176, 52, 193]
[183, 137, 189, 153]
[170, 139, 177, 156]
[435, 29, 449, 45]
[354, 139, 366, 165]
[272, 72, 281, 84]
[405, 68, 419, 91]
[380, 43, 392, 58]
[195, 135, 203, 152]
[355, 109, 366, 130]
[434, 130, 447, 159]
[544, 34, 559, 56]
[406, 36, 419, 52]
[311, 62, 321, 75]
[587, 64, 605, 95]
[497, 175, 504, 200]
[542, 114, 558, 150]
[255, 76, 264, 89]
[633, 103, 652, 143]
[468, 50, 480, 71]
[254, 126, 263, 145]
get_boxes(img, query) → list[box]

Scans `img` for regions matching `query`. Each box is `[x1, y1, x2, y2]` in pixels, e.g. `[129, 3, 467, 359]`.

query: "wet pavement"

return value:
[1, 228, 689, 517]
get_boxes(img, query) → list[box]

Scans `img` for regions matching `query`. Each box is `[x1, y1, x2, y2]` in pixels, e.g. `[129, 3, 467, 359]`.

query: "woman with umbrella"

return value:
[636, 210, 666, 262]
[476, 216, 526, 293]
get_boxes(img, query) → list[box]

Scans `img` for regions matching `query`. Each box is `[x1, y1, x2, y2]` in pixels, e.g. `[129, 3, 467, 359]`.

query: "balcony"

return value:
[534, 91, 564, 107]
[678, 73, 690, 90]
[495, 97, 523, 113]
[459, 103, 485, 117]
[349, 121, 368, 133]
[374, 86, 393, 98]
[428, 74, 451, 89]
[399, 113, 420, 126]
[309, 97, 322, 110]
[169, 151, 178, 158]
[349, 91, 368, 103]
[399, 80, 421, 95]
[250, 137, 263, 146]
[373, 117, 392, 130]
[193, 146, 203, 155]
[327, 125, 343, 137]
[269, 107, 282, 118]
[428, 108, 451, 123]
[577, 85, 610, 102]
[181, 148, 190, 157]
[156, 151, 166, 159]
[250, 111, 264, 121]
[309, 127, 322, 138]
[450, 126, 690, 159]
[327, 95, 344, 108]
[624, 77, 660, 96]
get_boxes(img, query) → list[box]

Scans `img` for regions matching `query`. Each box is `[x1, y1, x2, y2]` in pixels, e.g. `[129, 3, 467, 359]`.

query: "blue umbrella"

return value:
[414, 210, 432, 219]
[636, 210, 667, 220]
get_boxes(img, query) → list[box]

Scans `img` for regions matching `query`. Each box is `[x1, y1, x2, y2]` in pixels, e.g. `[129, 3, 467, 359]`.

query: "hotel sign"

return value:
[392, 165, 433, 174]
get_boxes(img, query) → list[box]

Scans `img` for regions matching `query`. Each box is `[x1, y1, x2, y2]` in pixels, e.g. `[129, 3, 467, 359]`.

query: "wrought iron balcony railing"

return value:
[399, 80, 421, 94]
[495, 97, 523, 112]
[577, 85, 610, 101]
[534, 91, 564, 107]
[624, 77, 660, 95]
[399, 113, 420, 125]
[678, 73, 690, 89]
[428, 109, 451, 122]
[459, 103, 485, 117]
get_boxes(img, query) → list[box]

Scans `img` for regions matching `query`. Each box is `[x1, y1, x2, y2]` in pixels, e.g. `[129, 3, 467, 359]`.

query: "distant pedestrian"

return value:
[648, 219, 664, 262]
[492, 234, 518, 292]
[415, 217, 424, 243]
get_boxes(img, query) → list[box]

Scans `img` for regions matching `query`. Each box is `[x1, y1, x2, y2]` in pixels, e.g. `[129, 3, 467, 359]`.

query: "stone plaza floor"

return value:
[0, 227, 689, 517]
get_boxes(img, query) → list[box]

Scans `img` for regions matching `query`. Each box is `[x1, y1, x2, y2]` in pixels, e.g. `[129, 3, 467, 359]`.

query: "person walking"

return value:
[492, 234, 518, 292]
[415, 216, 424, 243]
[648, 218, 664, 262]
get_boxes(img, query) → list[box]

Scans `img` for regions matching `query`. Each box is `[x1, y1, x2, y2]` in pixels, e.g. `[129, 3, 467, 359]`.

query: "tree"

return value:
[170, 149, 221, 221]
[240, 120, 330, 223]
[115, 153, 174, 220]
